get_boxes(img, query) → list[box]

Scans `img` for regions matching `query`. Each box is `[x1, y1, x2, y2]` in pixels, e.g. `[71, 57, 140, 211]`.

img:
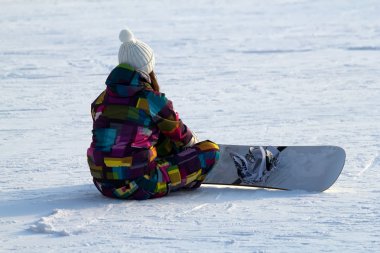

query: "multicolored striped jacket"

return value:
[87, 64, 194, 181]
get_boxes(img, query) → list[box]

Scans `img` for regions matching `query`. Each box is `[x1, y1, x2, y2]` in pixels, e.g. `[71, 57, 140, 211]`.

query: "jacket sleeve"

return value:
[147, 91, 194, 148]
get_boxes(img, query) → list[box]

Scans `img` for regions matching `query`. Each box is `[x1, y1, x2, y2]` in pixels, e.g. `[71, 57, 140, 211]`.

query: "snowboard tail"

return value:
[204, 145, 346, 192]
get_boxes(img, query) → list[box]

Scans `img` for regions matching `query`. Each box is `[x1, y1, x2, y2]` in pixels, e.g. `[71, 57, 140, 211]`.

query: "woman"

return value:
[87, 28, 220, 200]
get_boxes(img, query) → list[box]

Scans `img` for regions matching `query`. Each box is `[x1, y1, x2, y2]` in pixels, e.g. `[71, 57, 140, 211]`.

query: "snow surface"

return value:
[1, 0, 380, 252]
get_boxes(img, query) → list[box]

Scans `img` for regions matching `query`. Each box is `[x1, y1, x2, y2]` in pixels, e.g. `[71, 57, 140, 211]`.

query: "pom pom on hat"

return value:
[118, 28, 155, 74]
[119, 29, 135, 43]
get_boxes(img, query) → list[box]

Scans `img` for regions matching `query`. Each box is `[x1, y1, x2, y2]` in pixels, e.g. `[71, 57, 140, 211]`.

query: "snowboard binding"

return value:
[230, 146, 280, 183]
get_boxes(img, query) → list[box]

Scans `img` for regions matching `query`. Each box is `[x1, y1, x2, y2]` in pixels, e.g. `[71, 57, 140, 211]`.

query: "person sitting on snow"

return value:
[87, 28, 220, 200]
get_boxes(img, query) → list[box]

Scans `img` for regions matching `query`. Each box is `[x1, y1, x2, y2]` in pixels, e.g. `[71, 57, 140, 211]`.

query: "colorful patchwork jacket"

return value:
[87, 64, 194, 181]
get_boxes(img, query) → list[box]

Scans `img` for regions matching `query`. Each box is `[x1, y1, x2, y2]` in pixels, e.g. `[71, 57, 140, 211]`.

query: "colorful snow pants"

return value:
[93, 140, 220, 200]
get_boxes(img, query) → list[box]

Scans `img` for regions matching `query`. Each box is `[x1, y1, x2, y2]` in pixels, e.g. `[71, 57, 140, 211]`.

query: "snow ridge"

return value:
[28, 209, 71, 237]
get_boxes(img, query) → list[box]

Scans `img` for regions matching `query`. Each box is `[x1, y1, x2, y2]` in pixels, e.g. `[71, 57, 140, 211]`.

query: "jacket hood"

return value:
[105, 64, 151, 97]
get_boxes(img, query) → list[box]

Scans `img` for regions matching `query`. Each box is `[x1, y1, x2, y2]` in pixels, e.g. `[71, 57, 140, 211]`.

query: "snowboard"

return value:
[204, 145, 346, 192]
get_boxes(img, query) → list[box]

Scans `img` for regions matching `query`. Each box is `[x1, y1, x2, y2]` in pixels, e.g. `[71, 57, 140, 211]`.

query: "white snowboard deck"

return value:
[204, 145, 346, 192]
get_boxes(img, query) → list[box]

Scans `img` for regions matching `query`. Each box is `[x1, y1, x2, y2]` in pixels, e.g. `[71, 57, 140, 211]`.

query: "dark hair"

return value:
[149, 71, 160, 92]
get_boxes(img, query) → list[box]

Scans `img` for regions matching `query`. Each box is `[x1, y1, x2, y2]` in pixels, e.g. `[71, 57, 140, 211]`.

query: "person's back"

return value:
[87, 28, 220, 200]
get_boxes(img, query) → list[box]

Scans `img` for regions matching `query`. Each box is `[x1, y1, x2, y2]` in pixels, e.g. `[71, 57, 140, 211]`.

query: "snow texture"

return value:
[0, 0, 379, 252]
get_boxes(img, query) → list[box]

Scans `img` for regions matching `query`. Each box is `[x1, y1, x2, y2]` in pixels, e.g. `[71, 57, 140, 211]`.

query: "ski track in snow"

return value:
[1, 0, 380, 252]
[356, 154, 379, 178]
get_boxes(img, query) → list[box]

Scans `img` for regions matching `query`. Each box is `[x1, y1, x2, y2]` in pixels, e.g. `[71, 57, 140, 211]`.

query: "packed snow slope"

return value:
[0, 0, 379, 252]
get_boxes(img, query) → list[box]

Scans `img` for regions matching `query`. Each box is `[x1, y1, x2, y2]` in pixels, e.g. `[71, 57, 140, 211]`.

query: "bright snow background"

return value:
[1, 0, 379, 252]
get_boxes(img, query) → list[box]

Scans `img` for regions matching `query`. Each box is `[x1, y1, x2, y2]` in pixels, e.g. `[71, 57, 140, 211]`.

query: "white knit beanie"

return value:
[118, 28, 155, 75]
